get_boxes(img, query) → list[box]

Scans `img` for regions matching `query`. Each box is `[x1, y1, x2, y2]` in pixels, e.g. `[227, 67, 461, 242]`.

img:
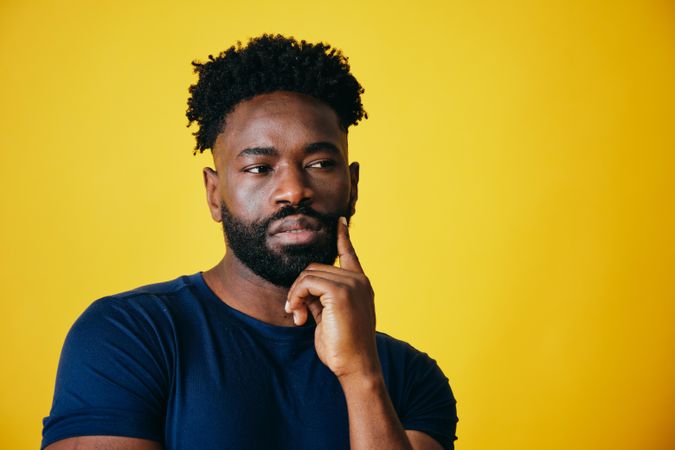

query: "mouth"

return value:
[268, 214, 324, 246]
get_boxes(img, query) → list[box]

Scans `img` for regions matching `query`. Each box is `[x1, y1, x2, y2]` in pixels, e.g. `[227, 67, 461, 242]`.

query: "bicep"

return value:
[406, 430, 445, 450]
[44, 436, 163, 450]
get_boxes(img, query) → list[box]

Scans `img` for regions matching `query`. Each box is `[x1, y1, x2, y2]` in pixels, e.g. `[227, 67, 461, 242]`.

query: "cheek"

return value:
[222, 176, 269, 220]
[313, 175, 351, 210]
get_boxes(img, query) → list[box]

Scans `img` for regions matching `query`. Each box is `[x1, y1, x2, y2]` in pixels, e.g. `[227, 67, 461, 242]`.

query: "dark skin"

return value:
[46, 91, 442, 450]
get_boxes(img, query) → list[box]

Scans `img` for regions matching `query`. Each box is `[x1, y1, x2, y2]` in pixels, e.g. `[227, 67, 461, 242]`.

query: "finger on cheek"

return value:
[337, 217, 363, 272]
[339, 216, 349, 241]
[337, 217, 348, 263]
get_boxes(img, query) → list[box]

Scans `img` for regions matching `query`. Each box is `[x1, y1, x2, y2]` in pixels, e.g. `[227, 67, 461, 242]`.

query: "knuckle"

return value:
[304, 274, 318, 283]
[295, 271, 314, 285]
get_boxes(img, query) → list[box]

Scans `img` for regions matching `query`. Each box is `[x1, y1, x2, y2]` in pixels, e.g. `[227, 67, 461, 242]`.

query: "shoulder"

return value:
[64, 273, 205, 360]
[375, 331, 415, 362]
[374, 330, 452, 400]
[375, 331, 447, 378]
[77, 273, 200, 324]
[97, 273, 199, 306]
[46, 276, 202, 406]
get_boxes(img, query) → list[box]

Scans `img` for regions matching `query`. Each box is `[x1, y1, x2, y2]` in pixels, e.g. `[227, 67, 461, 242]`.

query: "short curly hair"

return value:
[186, 34, 367, 154]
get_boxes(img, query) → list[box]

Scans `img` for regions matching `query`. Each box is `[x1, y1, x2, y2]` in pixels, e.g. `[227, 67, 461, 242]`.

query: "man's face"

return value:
[204, 91, 359, 287]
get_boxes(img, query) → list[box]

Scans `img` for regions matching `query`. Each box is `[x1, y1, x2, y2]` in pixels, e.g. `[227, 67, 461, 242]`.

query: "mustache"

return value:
[262, 204, 341, 229]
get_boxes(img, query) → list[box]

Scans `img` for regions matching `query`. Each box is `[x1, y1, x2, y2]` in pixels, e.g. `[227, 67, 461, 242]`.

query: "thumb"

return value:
[337, 216, 363, 273]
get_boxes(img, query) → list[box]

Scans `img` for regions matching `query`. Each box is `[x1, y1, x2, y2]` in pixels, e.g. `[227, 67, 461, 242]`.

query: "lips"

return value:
[269, 215, 321, 236]
[268, 215, 323, 245]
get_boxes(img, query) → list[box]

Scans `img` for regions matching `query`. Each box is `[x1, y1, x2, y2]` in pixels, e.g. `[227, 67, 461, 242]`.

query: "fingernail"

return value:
[284, 300, 289, 313]
[340, 216, 348, 226]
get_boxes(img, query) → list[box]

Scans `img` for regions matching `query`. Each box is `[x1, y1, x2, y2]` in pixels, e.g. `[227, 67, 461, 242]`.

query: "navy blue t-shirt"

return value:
[42, 273, 458, 449]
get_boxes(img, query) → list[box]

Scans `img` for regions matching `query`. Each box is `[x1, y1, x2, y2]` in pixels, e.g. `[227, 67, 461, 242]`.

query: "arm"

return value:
[45, 436, 162, 450]
[339, 371, 444, 450]
[286, 218, 447, 450]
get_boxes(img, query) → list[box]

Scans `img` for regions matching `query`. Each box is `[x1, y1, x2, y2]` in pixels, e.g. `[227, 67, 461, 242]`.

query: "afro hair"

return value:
[186, 34, 368, 154]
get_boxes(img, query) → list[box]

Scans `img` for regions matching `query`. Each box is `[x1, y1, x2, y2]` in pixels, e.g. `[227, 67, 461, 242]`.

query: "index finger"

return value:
[337, 216, 363, 273]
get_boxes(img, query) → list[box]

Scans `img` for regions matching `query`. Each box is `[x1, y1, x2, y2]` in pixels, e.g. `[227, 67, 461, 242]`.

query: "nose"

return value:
[272, 164, 314, 206]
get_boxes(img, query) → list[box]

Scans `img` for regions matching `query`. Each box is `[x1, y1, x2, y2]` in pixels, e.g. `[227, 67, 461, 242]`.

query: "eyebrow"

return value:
[305, 141, 341, 155]
[236, 141, 341, 158]
[236, 146, 277, 158]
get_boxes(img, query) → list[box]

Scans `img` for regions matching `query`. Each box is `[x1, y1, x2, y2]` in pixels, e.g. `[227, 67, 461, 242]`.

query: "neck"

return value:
[202, 252, 297, 327]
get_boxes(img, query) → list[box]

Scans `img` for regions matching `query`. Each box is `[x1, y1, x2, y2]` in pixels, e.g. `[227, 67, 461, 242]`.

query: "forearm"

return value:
[339, 369, 413, 450]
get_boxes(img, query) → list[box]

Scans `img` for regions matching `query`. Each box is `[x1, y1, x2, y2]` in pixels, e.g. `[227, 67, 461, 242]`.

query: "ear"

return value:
[203, 167, 222, 222]
[348, 161, 359, 217]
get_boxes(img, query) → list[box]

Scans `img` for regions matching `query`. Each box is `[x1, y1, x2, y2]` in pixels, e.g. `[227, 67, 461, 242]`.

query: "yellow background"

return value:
[1, 0, 674, 449]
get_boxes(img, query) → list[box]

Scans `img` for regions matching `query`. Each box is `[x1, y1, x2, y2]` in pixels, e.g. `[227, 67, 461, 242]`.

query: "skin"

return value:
[46, 91, 443, 450]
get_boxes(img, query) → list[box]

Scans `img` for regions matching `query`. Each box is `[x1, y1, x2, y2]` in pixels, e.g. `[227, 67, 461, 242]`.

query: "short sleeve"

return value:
[41, 297, 170, 449]
[399, 346, 458, 450]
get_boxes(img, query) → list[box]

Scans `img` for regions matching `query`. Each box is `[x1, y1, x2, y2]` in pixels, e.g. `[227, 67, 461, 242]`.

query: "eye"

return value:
[306, 160, 336, 169]
[243, 165, 272, 174]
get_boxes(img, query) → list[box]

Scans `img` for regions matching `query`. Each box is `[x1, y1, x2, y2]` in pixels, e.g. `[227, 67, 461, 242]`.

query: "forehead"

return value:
[213, 91, 347, 161]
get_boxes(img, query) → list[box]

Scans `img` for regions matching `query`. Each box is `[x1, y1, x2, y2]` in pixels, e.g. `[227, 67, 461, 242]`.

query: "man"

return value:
[42, 34, 458, 450]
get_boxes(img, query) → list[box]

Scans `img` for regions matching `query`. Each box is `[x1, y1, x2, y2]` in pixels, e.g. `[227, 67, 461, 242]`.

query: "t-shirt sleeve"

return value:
[41, 297, 169, 449]
[398, 345, 458, 450]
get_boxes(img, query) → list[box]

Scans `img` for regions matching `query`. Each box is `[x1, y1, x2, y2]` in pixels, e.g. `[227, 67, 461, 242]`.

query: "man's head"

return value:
[186, 35, 366, 287]
[186, 34, 367, 154]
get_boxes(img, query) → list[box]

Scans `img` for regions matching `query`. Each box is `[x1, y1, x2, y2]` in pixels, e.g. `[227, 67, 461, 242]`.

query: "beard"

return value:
[220, 203, 349, 287]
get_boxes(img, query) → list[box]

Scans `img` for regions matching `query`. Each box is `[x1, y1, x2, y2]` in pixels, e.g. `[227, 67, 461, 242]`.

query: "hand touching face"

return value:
[286, 217, 378, 379]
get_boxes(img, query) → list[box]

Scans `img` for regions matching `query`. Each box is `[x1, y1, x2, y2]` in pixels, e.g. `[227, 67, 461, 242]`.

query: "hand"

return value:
[285, 217, 379, 380]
